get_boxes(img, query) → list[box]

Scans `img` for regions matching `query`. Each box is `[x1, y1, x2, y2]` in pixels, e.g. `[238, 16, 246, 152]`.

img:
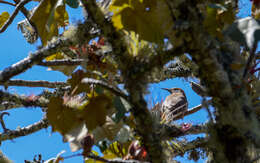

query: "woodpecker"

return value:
[161, 88, 188, 123]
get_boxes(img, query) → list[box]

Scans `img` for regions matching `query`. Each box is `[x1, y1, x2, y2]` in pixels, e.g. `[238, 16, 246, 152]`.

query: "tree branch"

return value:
[81, 78, 128, 100]
[160, 124, 207, 140]
[38, 59, 85, 67]
[0, 90, 48, 111]
[86, 155, 149, 163]
[80, 1, 167, 161]
[172, 137, 208, 157]
[0, 80, 67, 88]
[0, 0, 32, 33]
[0, 117, 49, 141]
[0, 0, 16, 6]
[0, 37, 73, 83]
[173, 100, 212, 121]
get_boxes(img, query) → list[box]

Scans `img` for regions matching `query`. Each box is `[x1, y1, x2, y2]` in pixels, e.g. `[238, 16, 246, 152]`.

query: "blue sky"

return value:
[0, 0, 252, 162]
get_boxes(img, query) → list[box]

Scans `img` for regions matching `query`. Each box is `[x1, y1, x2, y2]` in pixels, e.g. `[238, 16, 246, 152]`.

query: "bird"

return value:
[160, 88, 188, 123]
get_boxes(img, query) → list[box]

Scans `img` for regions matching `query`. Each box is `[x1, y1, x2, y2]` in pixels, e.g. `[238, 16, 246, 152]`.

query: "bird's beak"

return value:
[161, 88, 171, 93]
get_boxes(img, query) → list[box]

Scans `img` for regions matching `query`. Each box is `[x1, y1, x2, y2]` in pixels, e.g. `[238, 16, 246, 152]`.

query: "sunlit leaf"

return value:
[109, 0, 173, 43]
[45, 52, 76, 76]
[103, 141, 130, 158]
[30, 0, 69, 45]
[0, 12, 9, 28]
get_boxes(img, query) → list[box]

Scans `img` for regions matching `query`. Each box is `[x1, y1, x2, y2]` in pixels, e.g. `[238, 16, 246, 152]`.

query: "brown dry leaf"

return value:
[79, 94, 113, 131]
[67, 69, 92, 94]
[47, 97, 81, 135]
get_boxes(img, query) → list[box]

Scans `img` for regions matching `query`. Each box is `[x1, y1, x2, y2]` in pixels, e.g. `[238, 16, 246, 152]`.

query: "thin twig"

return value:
[0, 117, 49, 141]
[173, 99, 212, 121]
[0, 79, 68, 88]
[160, 124, 207, 140]
[0, 0, 16, 6]
[172, 137, 208, 157]
[243, 44, 257, 78]
[0, 112, 10, 132]
[0, 0, 32, 33]
[81, 78, 128, 100]
[38, 59, 85, 67]
[86, 155, 149, 163]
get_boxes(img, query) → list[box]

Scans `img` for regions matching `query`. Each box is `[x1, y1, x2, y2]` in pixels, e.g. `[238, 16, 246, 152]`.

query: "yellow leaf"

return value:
[45, 52, 76, 76]
[47, 97, 81, 135]
[30, 0, 69, 45]
[103, 141, 130, 158]
[109, 0, 173, 43]
[0, 12, 9, 28]
[79, 94, 112, 131]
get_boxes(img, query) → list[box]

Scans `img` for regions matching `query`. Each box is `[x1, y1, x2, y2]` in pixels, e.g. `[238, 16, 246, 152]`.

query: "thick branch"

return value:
[0, 37, 73, 82]
[0, 90, 48, 111]
[0, 80, 67, 88]
[80, 1, 166, 162]
[0, 117, 49, 141]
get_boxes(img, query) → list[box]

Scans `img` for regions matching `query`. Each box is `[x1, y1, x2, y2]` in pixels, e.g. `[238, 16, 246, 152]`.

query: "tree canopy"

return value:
[0, 0, 260, 162]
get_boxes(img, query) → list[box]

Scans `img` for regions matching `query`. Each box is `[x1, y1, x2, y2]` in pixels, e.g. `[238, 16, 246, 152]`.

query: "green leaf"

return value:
[113, 96, 129, 123]
[0, 12, 9, 28]
[66, 0, 79, 8]
[224, 17, 260, 50]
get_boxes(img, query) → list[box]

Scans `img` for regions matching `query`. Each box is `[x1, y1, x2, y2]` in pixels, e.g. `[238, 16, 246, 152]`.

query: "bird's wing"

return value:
[163, 96, 188, 113]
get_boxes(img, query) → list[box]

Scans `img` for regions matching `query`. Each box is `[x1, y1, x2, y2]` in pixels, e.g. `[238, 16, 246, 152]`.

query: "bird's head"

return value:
[161, 88, 185, 94]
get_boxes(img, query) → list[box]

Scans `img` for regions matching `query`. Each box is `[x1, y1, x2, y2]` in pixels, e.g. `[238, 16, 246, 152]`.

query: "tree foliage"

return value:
[0, 0, 260, 162]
